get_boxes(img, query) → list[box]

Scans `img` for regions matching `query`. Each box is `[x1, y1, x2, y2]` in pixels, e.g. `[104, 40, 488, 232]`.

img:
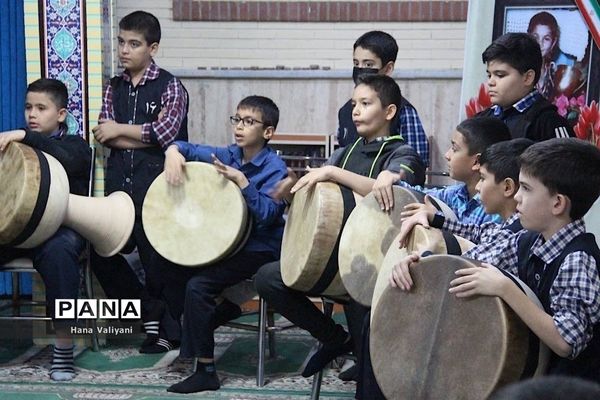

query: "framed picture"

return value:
[493, 0, 600, 121]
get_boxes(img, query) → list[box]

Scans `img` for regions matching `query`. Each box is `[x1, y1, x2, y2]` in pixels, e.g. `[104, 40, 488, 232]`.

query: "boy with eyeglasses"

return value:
[162, 95, 288, 393]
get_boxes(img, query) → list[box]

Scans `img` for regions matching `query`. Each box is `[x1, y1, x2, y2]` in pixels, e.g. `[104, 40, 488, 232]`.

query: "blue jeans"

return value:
[0, 227, 85, 323]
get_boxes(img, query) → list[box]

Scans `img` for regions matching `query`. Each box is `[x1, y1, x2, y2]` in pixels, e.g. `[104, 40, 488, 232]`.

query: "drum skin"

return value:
[280, 182, 356, 296]
[338, 187, 420, 306]
[0, 142, 69, 248]
[370, 255, 531, 400]
[142, 162, 249, 267]
[339, 186, 460, 307]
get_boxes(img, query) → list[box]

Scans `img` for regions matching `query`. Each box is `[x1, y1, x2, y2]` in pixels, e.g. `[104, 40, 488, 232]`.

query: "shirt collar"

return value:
[49, 126, 66, 139]
[229, 145, 271, 167]
[532, 219, 586, 264]
[121, 60, 159, 86]
[492, 90, 540, 117]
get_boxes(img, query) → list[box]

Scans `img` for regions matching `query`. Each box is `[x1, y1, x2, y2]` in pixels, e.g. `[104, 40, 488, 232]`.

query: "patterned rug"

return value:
[0, 318, 356, 399]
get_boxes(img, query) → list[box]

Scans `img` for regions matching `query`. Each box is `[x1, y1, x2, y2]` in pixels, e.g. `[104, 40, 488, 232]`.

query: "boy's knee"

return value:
[38, 229, 84, 261]
[254, 261, 282, 295]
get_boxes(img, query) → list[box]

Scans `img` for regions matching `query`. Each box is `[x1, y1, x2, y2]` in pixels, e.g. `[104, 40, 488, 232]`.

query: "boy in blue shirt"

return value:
[163, 95, 288, 393]
[393, 138, 600, 382]
[373, 116, 511, 225]
[338, 30, 429, 167]
[398, 138, 534, 247]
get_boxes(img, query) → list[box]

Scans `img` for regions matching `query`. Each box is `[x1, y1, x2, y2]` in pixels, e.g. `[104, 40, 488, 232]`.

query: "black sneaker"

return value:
[301, 335, 353, 377]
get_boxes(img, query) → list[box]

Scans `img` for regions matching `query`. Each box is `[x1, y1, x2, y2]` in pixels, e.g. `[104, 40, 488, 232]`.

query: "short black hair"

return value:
[520, 138, 600, 220]
[482, 32, 542, 85]
[355, 74, 402, 111]
[26, 78, 68, 109]
[354, 31, 398, 65]
[490, 376, 600, 400]
[480, 138, 534, 184]
[455, 117, 512, 156]
[237, 95, 279, 130]
[119, 11, 161, 45]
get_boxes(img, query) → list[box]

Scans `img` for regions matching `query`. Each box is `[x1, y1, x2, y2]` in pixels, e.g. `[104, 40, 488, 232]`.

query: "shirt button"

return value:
[128, 120, 133, 124]
[534, 273, 541, 281]
[126, 149, 131, 153]
[130, 92, 136, 97]
[125, 178, 131, 183]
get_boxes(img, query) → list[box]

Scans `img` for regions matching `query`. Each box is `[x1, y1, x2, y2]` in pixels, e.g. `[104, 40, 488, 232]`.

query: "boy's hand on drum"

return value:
[272, 168, 298, 202]
[373, 170, 402, 212]
[401, 196, 437, 218]
[390, 253, 420, 291]
[164, 145, 187, 185]
[212, 154, 249, 189]
[92, 119, 120, 143]
[449, 263, 509, 298]
[0, 130, 26, 152]
[397, 210, 432, 248]
[290, 165, 332, 193]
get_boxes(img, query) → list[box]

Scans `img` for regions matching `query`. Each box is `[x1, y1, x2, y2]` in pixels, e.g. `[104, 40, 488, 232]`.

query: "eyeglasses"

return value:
[229, 116, 265, 127]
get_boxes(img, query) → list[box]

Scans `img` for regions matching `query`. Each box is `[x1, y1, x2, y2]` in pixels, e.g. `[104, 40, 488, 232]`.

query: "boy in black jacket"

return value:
[0, 78, 91, 381]
[255, 74, 425, 384]
[478, 33, 574, 141]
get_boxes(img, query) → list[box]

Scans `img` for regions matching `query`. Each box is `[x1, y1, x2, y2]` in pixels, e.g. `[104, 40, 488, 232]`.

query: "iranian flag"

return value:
[575, 0, 600, 48]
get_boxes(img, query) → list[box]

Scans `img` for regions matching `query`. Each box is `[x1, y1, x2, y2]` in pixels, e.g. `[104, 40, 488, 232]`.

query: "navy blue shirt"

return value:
[174, 141, 288, 257]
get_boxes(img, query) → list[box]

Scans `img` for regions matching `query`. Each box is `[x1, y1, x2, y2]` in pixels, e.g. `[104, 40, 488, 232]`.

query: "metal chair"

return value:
[222, 278, 295, 386]
[0, 146, 99, 351]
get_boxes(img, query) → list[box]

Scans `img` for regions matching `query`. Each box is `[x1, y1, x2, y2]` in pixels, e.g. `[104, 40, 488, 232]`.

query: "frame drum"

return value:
[370, 254, 549, 400]
[142, 162, 250, 267]
[280, 182, 360, 296]
[0, 142, 69, 248]
[339, 186, 458, 306]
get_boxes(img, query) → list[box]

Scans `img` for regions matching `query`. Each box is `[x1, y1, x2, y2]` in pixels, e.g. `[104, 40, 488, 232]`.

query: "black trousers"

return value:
[90, 216, 184, 339]
[0, 227, 85, 328]
[254, 261, 367, 350]
[179, 250, 274, 359]
[356, 311, 386, 399]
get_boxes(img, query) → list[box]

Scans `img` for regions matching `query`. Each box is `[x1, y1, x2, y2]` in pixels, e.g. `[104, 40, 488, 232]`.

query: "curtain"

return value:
[0, 1, 31, 296]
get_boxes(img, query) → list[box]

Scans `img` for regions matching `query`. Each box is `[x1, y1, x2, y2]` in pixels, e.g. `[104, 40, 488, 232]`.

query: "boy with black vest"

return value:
[91, 11, 189, 351]
[255, 74, 425, 384]
[337, 30, 429, 167]
[393, 138, 600, 382]
[478, 33, 573, 141]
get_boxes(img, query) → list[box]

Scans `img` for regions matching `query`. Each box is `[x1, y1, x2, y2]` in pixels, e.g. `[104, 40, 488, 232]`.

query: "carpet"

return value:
[0, 317, 356, 399]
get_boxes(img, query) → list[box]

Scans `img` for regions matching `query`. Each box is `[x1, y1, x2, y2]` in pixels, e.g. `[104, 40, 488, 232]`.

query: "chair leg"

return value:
[11, 272, 21, 316]
[83, 249, 99, 352]
[310, 365, 324, 400]
[257, 296, 268, 387]
[267, 308, 276, 358]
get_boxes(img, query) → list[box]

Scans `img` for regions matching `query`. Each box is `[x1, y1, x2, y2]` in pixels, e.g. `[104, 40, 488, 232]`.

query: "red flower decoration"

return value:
[574, 100, 600, 149]
[465, 83, 493, 118]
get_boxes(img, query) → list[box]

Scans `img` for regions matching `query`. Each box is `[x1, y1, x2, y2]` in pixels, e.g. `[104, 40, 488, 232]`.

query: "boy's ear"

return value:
[384, 103, 398, 121]
[503, 178, 517, 197]
[471, 153, 481, 170]
[262, 126, 274, 141]
[57, 108, 67, 123]
[552, 193, 571, 218]
[382, 61, 395, 76]
[523, 69, 536, 87]
[149, 42, 159, 56]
